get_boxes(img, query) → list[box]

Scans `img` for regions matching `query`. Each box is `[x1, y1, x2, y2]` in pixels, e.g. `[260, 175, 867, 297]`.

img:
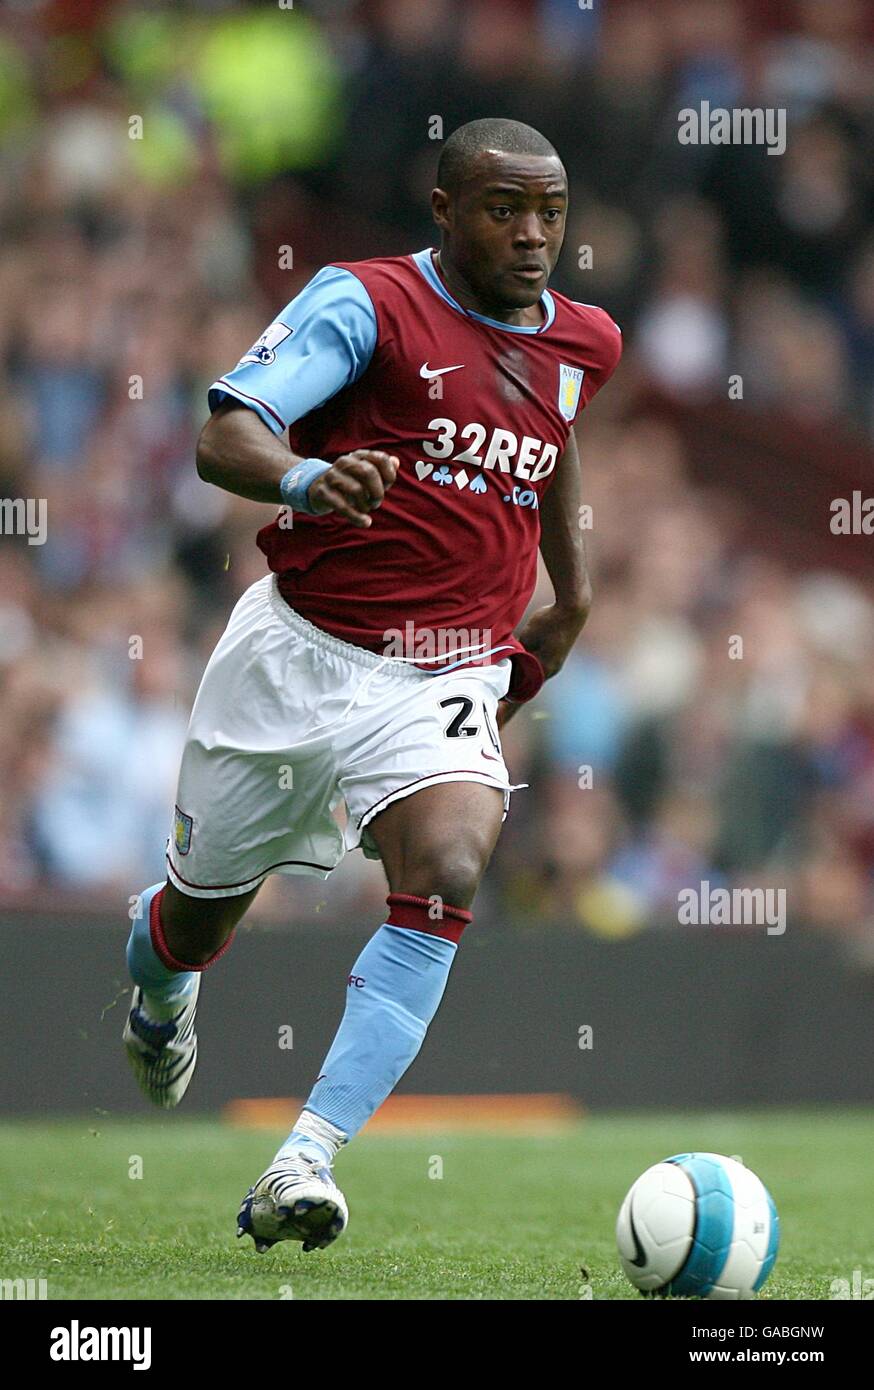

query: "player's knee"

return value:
[161, 914, 232, 966]
[159, 884, 247, 964]
[398, 846, 485, 912]
[171, 929, 231, 966]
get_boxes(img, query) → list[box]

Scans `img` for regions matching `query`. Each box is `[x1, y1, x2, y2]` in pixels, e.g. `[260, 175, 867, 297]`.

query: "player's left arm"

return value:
[521, 426, 592, 670]
[498, 429, 591, 728]
[498, 309, 622, 727]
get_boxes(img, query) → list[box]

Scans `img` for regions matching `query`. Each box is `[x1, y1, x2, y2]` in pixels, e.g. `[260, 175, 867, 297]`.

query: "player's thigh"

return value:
[342, 660, 515, 906]
[366, 779, 505, 907]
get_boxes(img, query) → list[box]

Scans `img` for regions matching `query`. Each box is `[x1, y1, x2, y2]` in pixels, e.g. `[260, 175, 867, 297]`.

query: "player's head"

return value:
[432, 118, 567, 314]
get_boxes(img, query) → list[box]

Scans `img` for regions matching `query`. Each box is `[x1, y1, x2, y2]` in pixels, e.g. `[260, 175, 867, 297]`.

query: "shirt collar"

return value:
[412, 247, 555, 334]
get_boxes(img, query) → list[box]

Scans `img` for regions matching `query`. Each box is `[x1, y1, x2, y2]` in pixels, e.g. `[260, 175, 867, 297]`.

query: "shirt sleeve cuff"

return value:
[207, 380, 287, 436]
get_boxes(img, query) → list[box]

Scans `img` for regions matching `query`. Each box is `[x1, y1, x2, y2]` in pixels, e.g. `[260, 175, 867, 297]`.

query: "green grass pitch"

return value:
[1, 1110, 871, 1300]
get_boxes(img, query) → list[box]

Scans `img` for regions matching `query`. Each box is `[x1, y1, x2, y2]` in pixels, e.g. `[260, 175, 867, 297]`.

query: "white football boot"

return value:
[237, 1155, 349, 1254]
[122, 978, 200, 1108]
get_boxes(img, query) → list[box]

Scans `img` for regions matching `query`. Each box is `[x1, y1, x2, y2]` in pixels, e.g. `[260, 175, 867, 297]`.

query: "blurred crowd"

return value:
[0, 0, 873, 938]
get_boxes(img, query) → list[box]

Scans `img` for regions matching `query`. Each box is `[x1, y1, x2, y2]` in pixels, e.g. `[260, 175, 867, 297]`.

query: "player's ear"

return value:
[431, 186, 451, 229]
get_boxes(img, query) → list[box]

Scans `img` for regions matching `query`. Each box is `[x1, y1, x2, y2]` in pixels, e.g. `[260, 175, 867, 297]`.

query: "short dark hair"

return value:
[436, 118, 561, 196]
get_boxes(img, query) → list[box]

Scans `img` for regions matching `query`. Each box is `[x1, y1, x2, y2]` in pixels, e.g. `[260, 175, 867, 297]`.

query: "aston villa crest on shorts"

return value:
[558, 363, 585, 421]
[174, 805, 193, 856]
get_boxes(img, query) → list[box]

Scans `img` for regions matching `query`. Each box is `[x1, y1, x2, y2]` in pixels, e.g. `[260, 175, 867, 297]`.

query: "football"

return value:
[616, 1152, 779, 1299]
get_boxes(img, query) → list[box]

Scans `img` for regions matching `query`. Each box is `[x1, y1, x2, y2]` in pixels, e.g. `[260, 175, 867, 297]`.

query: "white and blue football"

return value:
[616, 1152, 779, 1299]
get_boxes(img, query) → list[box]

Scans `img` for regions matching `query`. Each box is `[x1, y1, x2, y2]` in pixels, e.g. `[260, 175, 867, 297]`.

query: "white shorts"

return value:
[166, 575, 520, 898]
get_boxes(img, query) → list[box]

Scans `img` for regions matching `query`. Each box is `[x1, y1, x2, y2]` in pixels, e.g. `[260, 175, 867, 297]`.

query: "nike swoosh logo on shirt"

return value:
[420, 362, 465, 379]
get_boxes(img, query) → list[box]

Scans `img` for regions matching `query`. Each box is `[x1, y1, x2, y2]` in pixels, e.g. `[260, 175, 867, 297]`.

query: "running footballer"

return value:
[122, 118, 622, 1253]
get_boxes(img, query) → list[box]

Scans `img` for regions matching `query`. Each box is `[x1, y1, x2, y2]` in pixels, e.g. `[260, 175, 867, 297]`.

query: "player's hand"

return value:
[515, 598, 591, 681]
[307, 450, 400, 527]
[496, 597, 591, 730]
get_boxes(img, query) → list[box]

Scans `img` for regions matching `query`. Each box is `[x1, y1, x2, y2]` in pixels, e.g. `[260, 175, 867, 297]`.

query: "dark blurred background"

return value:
[1, 0, 873, 965]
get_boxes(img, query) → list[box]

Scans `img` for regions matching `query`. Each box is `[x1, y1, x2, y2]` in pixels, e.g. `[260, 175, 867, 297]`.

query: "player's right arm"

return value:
[197, 265, 398, 527]
[197, 404, 397, 528]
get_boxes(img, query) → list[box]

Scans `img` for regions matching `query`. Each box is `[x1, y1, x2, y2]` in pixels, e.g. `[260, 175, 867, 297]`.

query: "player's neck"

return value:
[432, 250, 545, 329]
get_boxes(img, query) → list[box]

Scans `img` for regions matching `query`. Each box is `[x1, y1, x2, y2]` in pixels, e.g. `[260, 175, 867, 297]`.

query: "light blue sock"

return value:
[299, 923, 457, 1141]
[126, 883, 197, 1014]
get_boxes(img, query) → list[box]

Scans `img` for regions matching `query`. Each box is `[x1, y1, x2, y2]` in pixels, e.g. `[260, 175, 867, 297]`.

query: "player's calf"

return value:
[237, 783, 501, 1251]
[123, 881, 255, 1108]
[237, 890, 473, 1253]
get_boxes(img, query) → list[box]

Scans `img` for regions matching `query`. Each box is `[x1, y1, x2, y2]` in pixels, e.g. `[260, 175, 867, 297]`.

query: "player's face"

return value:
[434, 152, 568, 314]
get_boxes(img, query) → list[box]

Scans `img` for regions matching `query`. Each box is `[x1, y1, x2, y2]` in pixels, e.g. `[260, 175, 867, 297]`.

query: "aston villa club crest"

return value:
[558, 363, 585, 421]
[174, 805, 193, 856]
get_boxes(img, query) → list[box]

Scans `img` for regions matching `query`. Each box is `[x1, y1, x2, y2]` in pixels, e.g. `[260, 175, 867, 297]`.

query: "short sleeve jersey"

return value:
[209, 248, 622, 702]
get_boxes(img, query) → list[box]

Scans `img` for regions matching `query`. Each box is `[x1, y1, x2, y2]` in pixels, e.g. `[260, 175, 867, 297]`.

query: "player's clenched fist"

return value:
[308, 450, 400, 527]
